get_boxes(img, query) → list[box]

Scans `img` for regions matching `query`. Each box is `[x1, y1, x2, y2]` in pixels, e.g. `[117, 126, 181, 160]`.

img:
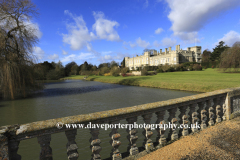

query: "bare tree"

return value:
[219, 42, 240, 72]
[0, 0, 42, 99]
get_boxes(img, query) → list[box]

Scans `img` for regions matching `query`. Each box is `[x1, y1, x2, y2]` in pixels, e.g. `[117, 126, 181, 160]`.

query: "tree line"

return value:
[201, 41, 240, 70]
[33, 60, 125, 80]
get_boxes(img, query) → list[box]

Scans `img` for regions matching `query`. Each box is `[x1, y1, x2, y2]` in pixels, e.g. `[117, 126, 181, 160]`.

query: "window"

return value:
[168, 58, 169, 62]
[174, 57, 176, 61]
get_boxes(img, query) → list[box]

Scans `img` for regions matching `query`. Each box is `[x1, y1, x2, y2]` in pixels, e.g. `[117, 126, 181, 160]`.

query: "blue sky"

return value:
[31, 0, 240, 66]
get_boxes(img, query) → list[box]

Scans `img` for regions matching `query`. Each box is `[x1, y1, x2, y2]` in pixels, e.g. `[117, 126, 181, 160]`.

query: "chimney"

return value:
[160, 49, 162, 54]
[188, 47, 191, 51]
[165, 48, 168, 54]
[169, 47, 172, 52]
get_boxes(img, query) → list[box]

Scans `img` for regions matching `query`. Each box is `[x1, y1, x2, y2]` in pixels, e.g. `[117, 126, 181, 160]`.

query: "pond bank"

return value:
[61, 69, 240, 93]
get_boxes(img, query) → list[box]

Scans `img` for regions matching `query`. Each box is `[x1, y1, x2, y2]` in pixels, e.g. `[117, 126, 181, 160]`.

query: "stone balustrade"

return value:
[1, 87, 240, 160]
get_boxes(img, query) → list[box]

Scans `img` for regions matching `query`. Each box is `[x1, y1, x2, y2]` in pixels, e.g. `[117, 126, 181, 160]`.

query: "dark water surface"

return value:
[0, 80, 199, 160]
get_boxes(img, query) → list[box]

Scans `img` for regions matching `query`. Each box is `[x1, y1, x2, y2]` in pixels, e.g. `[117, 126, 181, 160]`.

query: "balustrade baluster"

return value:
[155, 111, 165, 143]
[167, 107, 177, 141]
[206, 99, 214, 126]
[171, 118, 178, 140]
[109, 120, 122, 160]
[142, 114, 153, 151]
[178, 106, 188, 137]
[65, 129, 78, 160]
[216, 105, 222, 123]
[37, 134, 52, 160]
[191, 112, 199, 133]
[126, 117, 139, 156]
[188, 103, 197, 134]
[182, 115, 189, 136]
[8, 139, 21, 160]
[208, 107, 215, 126]
[223, 103, 227, 121]
[201, 110, 207, 130]
[90, 128, 101, 160]
[197, 102, 206, 121]
[159, 120, 167, 146]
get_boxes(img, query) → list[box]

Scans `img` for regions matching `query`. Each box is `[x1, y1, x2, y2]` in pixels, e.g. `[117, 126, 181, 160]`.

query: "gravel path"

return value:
[138, 116, 240, 160]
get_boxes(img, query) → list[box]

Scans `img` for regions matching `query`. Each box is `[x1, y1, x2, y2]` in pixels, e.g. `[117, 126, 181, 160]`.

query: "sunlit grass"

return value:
[61, 69, 240, 92]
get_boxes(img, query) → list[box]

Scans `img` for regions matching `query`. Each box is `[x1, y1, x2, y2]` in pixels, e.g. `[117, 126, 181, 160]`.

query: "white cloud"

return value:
[173, 32, 200, 43]
[165, 0, 240, 41]
[62, 50, 68, 55]
[48, 54, 59, 60]
[155, 28, 164, 34]
[136, 37, 150, 48]
[123, 41, 136, 49]
[63, 10, 94, 50]
[61, 53, 95, 63]
[144, 0, 149, 8]
[98, 52, 130, 63]
[161, 37, 177, 47]
[62, 11, 121, 51]
[33, 46, 44, 60]
[153, 40, 161, 48]
[214, 30, 240, 47]
[92, 11, 120, 41]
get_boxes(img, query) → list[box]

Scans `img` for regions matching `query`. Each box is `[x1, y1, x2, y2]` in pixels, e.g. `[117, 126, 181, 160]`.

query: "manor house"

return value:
[125, 45, 202, 70]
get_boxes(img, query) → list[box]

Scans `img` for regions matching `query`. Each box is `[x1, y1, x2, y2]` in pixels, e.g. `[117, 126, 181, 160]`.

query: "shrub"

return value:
[46, 70, 61, 80]
[193, 64, 202, 71]
[162, 64, 171, 72]
[99, 67, 110, 75]
[110, 66, 120, 77]
[188, 66, 193, 71]
[121, 67, 129, 74]
[156, 69, 163, 73]
[141, 69, 148, 76]
[167, 67, 175, 72]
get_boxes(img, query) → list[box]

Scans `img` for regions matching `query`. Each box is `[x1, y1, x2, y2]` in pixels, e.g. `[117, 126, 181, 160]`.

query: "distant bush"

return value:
[167, 67, 175, 72]
[156, 68, 163, 73]
[141, 69, 148, 76]
[99, 67, 110, 75]
[162, 64, 171, 72]
[46, 70, 61, 80]
[110, 66, 120, 77]
[193, 64, 202, 71]
[121, 67, 129, 74]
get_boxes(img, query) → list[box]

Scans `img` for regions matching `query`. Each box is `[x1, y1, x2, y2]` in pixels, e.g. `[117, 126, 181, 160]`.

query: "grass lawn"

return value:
[61, 69, 240, 93]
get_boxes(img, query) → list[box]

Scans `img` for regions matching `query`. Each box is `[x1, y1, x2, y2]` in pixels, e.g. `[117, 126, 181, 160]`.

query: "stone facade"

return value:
[125, 45, 202, 70]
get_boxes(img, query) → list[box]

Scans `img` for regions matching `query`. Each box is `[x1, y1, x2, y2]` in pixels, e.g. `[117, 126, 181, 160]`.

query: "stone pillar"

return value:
[90, 128, 101, 160]
[155, 111, 165, 143]
[167, 107, 177, 141]
[65, 129, 78, 160]
[208, 107, 215, 126]
[142, 114, 153, 152]
[126, 117, 139, 156]
[109, 120, 122, 160]
[37, 134, 52, 160]
[188, 103, 197, 133]
[182, 115, 189, 136]
[159, 120, 167, 146]
[178, 106, 188, 137]
[191, 112, 199, 133]
[216, 105, 222, 123]
[171, 118, 178, 140]
[8, 125, 21, 160]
